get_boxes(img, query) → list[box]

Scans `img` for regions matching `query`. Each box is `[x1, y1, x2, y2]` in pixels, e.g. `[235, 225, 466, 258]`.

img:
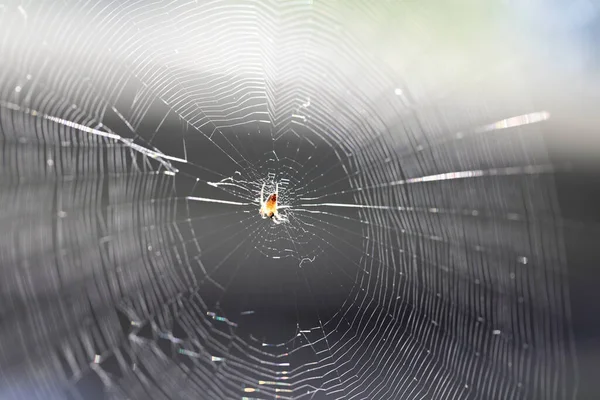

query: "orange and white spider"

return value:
[259, 182, 287, 224]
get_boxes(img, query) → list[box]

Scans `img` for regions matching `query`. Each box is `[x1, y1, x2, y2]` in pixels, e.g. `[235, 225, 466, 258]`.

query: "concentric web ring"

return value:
[0, 1, 579, 400]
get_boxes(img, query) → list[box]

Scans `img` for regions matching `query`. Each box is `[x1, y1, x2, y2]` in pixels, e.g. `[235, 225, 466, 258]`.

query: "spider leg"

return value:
[260, 182, 265, 204]
[273, 212, 287, 224]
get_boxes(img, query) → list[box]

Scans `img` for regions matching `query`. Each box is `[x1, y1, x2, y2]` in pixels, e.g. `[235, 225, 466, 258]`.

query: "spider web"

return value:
[0, 1, 580, 400]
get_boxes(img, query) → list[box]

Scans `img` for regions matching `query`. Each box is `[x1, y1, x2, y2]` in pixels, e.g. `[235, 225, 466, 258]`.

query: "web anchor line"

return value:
[0, 100, 186, 174]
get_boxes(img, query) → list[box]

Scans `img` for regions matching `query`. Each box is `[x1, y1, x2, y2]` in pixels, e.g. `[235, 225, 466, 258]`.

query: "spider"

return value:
[259, 182, 287, 224]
